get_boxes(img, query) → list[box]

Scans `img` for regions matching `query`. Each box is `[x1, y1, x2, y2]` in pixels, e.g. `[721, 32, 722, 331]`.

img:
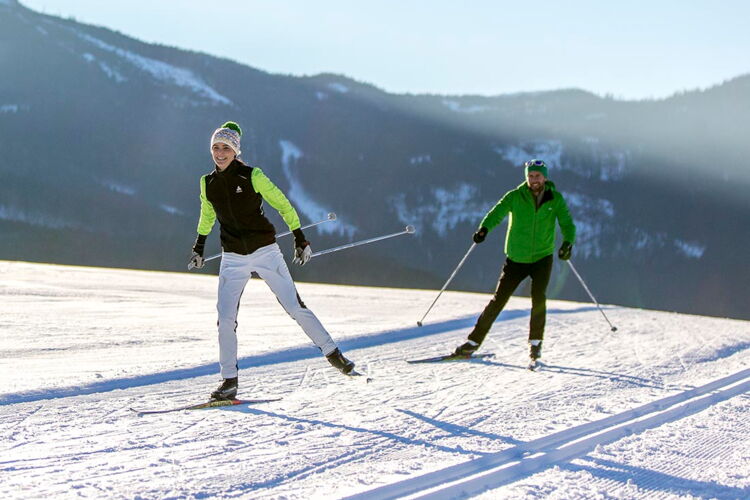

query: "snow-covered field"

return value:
[1, 260, 748, 499]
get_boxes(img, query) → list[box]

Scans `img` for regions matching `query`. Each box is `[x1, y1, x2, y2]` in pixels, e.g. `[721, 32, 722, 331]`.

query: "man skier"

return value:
[453, 159, 576, 368]
[190, 121, 356, 400]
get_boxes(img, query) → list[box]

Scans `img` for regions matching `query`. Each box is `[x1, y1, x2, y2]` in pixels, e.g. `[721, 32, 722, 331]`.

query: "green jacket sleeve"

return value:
[555, 193, 576, 244]
[251, 168, 301, 231]
[197, 175, 217, 236]
[479, 191, 513, 232]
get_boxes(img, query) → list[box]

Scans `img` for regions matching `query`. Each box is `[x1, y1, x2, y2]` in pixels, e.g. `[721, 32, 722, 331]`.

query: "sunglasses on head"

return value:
[525, 159, 546, 168]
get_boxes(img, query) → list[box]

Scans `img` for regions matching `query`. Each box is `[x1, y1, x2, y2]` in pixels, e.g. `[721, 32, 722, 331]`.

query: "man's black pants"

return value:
[468, 254, 553, 345]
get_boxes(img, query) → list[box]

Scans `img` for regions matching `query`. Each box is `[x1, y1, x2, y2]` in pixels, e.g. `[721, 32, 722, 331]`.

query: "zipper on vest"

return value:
[219, 173, 250, 255]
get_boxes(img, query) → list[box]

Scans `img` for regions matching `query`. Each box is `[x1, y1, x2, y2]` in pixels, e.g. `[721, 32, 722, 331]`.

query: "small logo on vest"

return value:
[236, 186, 243, 194]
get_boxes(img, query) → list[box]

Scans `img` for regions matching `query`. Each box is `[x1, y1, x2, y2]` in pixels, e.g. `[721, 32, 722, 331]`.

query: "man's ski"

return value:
[527, 359, 541, 371]
[407, 353, 495, 364]
[130, 398, 281, 415]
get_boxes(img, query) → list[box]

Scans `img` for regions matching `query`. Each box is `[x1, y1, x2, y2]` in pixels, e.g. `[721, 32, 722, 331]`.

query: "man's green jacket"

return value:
[480, 180, 576, 263]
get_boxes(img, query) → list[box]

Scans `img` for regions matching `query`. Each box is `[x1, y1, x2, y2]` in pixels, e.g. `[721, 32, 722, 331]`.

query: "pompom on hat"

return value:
[210, 121, 242, 156]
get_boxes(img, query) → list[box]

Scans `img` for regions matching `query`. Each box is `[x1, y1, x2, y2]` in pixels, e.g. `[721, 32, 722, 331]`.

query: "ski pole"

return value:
[566, 259, 618, 332]
[417, 243, 476, 327]
[194, 212, 337, 268]
[311, 225, 416, 259]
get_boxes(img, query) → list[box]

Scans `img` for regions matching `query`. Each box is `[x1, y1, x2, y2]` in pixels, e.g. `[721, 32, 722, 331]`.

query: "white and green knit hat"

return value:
[210, 121, 242, 156]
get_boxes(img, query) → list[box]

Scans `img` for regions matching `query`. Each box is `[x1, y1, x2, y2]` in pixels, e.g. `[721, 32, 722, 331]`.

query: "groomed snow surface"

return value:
[1, 260, 748, 499]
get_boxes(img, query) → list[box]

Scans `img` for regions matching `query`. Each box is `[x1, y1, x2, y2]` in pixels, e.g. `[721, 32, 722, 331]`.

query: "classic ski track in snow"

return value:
[1, 261, 748, 499]
[349, 369, 750, 499]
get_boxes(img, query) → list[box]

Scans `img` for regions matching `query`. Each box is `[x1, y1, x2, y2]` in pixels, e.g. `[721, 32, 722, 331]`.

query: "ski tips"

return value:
[327, 212, 337, 220]
[405, 225, 416, 234]
[347, 370, 374, 383]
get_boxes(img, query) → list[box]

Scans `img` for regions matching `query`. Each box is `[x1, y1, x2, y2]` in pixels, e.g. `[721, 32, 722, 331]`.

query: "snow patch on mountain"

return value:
[0, 204, 78, 229]
[673, 239, 706, 259]
[327, 83, 349, 94]
[633, 228, 668, 251]
[565, 193, 615, 218]
[315, 91, 328, 101]
[410, 154, 432, 165]
[442, 99, 491, 114]
[494, 141, 563, 170]
[82, 52, 126, 83]
[0, 104, 19, 113]
[494, 141, 630, 181]
[564, 192, 615, 259]
[159, 204, 184, 216]
[629, 229, 704, 259]
[278, 140, 356, 237]
[390, 184, 486, 238]
[102, 180, 136, 196]
[597, 151, 629, 181]
[71, 30, 232, 105]
[579, 140, 631, 181]
[565, 193, 701, 260]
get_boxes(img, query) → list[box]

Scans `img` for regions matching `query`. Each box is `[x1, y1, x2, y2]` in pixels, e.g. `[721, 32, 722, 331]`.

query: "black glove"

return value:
[558, 241, 572, 260]
[292, 228, 312, 266]
[188, 234, 207, 270]
[473, 227, 488, 244]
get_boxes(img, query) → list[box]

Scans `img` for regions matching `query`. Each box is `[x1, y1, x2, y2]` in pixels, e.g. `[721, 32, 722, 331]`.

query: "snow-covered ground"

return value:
[1, 260, 748, 499]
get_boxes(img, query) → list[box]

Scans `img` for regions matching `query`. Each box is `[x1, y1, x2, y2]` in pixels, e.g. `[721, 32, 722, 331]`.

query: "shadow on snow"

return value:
[0, 305, 620, 405]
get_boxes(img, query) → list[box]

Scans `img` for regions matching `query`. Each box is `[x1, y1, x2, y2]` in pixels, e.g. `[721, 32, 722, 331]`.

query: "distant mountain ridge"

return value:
[1, 0, 749, 319]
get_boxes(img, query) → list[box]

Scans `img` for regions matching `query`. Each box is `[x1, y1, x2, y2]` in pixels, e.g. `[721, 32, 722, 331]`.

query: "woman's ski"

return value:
[130, 398, 282, 415]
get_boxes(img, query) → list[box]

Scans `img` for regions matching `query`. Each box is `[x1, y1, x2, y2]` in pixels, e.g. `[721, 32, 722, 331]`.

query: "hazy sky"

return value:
[19, 0, 750, 100]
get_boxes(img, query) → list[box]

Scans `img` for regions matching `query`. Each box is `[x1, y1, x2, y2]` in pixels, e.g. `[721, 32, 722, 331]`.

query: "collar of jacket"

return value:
[517, 180, 556, 204]
[214, 159, 243, 176]
[517, 180, 557, 192]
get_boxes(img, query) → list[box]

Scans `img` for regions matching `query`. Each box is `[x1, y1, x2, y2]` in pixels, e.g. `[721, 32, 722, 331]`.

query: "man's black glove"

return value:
[558, 241, 572, 260]
[473, 227, 488, 244]
[292, 228, 312, 266]
[188, 234, 207, 270]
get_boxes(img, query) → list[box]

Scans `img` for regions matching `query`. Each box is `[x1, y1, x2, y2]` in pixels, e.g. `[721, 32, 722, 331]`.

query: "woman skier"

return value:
[189, 121, 356, 400]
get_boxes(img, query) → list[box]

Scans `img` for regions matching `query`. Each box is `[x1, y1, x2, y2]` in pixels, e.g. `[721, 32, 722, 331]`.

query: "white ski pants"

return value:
[216, 243, 338, 378]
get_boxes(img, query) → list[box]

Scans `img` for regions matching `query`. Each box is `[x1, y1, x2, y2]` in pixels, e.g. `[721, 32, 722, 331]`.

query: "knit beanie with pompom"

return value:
[210, 121, 242, 156]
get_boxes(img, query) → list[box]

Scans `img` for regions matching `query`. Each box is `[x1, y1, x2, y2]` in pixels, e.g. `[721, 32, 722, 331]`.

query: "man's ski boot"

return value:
[453, 340, 479, 357]
[211, 377, 238, 400]
[528, 341, 543, 371]
[326, 348, 355, 374]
